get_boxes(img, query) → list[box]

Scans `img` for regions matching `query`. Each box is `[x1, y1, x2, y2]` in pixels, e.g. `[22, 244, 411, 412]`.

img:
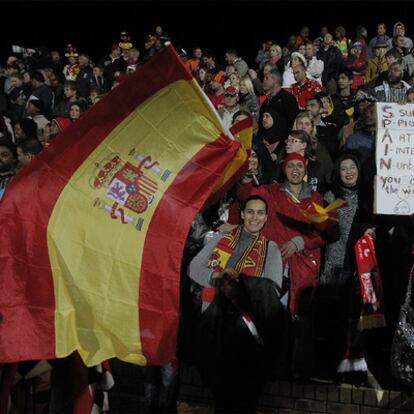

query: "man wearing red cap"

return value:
[49, 117, 72, 141]
[208, 72, 226, 110]
[218, 86, 240, 129]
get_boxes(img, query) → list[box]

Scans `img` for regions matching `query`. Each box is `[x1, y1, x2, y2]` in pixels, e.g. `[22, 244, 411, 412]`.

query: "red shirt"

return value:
[288, 78, 323, 110]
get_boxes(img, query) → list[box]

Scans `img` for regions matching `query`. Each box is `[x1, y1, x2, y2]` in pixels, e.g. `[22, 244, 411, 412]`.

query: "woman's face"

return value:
[298, 45, 306, 56]
[226, 65, 236, 77]
[285, 135, 306, 154]
[70, 105, 81, 120]
[270, 45, 280, 58]
[291, 55, 301, 67]
[248, 150, 259, 172]
[229, 73, 240, 87]
[340, 158, 359, 187]
[262, 112, 274, 129]
[23, 72, 31, 84]
[285, 160, 306, 184]
[296, 116, 313, 135]
[351, 47, 362, 58]
[14, 123, 24, 139]
[239, 81, 248, 95]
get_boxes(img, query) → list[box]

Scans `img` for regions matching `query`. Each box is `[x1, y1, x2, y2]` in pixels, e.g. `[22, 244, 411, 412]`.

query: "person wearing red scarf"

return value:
[236, 152, 326, 378]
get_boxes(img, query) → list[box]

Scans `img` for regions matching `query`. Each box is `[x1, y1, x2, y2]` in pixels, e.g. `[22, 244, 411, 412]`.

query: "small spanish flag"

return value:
[300, 199, 347, 227]
[0, 45, 250, 367]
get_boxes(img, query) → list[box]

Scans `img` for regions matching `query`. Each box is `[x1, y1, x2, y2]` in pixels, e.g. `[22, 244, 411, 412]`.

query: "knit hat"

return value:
[291, 51, 307, 67]
[283, 152, 307, 174]
[52, 117, 72, 132]
[351, 42, 363, 50]
[112, 44, 120, 52]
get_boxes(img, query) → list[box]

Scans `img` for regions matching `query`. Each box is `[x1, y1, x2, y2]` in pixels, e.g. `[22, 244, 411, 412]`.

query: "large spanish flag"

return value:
[0, 45, 250, 367]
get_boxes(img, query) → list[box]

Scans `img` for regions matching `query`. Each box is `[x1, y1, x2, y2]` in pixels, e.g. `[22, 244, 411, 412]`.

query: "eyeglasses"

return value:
[285, 138, 303, 144]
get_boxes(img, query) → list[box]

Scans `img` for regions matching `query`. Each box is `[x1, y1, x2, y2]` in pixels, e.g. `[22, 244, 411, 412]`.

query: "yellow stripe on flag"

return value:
[47, 79, 225, 366]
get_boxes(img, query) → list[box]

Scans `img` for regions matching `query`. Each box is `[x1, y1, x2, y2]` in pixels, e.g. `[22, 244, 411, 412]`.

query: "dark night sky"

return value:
[2, 1, 414, 67]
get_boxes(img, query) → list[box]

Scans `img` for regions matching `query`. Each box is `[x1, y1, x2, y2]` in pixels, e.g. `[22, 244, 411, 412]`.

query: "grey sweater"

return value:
[188, 228, 283, 289]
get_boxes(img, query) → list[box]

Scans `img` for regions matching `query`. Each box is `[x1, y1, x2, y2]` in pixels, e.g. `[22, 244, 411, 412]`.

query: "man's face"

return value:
[305, 43, 315, 58]
[386, 55, 398, 66]
[51, 51, 60, 62]
[263, 64, 273, 76]
[388, 64, 403, 84]
[301, 28, 309, 39]
[224, 93, 238, 108]
[10, 77, 22, 88]
[50, 122, 60, 137]
[375, 47, 386, 58]
[408, 92, 414, 103]
[225, 53, 235, 64]
[351, 47, 362, 58]
[68, 56, 77, 65]
[17, 147, 33, 166]
[26, 102, 38, 116]
[64, 86, 76, 98]
[378, 24, 386, 36]
[112, 48, 121, 58]
[285, 160, 306, 184]
[293, 66, 306, 83]
[93, 67, 103, 77]
[338, 73, 353, 90]
[324, 34, 333, 45]
[202, 56, 213, 67]
[263, 73, 277, 92]
[321, 27, 329, 37]
[396, 36, 405, 48]
[306, 100, 321, 118]
[129, 49, 139, 60]
[193, 48, 202, 59]
[241, 199, 267, 236]
[288, 35, 297, 46]
[395, 24, 405, 36]
[0, 146, 15, 173]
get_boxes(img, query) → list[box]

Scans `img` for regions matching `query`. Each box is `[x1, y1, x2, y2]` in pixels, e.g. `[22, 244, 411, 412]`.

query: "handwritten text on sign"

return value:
[375, 103, 414, 215]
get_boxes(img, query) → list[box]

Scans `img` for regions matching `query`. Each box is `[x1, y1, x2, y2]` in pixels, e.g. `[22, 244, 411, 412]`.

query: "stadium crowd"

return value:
[0, 22, 414, 414]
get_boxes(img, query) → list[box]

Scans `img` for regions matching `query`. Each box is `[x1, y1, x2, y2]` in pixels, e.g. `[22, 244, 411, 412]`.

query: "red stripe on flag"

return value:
[139, 133, 241, 365]
[0, 46, 193, 363]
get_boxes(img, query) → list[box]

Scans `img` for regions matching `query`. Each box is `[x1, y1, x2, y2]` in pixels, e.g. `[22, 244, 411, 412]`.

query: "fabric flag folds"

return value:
[0, 45, 251, 367]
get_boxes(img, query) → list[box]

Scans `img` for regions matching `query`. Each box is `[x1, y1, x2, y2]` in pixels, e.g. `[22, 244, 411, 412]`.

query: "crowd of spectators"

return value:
[0, 21, 414, 414]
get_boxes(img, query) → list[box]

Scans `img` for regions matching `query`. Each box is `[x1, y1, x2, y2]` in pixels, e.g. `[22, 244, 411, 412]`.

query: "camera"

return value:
[11, 45, 37, 56]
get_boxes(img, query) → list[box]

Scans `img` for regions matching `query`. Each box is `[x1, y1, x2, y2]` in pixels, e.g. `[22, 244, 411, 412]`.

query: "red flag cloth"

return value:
[354, 234, 386, 330]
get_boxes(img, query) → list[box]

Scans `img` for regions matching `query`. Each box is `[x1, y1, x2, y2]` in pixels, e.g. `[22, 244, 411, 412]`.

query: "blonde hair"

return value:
[240, 76, 255, 95]
[293, 112, 317, 139]
[270, 44, 282, 56]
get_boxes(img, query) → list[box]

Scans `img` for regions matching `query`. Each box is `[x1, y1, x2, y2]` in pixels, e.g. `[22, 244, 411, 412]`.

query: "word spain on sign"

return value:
[375, 103, 414, 215]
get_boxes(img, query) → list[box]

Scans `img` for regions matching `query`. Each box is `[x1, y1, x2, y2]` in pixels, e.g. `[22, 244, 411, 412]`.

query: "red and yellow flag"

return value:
[0, 46, 251, 366]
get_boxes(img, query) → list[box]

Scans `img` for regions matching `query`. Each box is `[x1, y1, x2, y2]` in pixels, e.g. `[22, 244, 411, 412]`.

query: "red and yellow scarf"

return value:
[202, 226, 268, 303]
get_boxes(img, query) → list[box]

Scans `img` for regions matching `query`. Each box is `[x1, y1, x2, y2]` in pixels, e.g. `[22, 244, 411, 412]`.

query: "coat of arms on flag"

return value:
[92, 153, 171, 227]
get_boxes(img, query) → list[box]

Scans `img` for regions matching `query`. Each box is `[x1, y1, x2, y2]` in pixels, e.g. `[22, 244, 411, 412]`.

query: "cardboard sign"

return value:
[375, 103, 414, 215]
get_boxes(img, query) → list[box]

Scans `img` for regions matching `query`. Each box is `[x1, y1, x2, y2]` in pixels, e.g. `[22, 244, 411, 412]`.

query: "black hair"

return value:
[202, 49, 215, 59]
[225, 48, 239, 57]
[18, 139, 43, 156]
[0, 138, 17, 159]
[31, 71, 45, 83]
[232, 110, 251, 124]
[338, 68, 354, 81]
[241, 195, 268, 213]
[18, 118, 37, 139]
[330, 152, 361, 198]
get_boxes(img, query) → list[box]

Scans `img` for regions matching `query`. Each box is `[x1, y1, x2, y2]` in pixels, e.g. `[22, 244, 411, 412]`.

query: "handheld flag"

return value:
[0, 45, 251, 367]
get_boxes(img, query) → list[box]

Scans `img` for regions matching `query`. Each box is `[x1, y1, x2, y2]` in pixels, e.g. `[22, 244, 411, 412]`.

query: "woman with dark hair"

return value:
[255, 107, 283, 161]
[314, 153, 377, 383]
[69, 100, 88, 122]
